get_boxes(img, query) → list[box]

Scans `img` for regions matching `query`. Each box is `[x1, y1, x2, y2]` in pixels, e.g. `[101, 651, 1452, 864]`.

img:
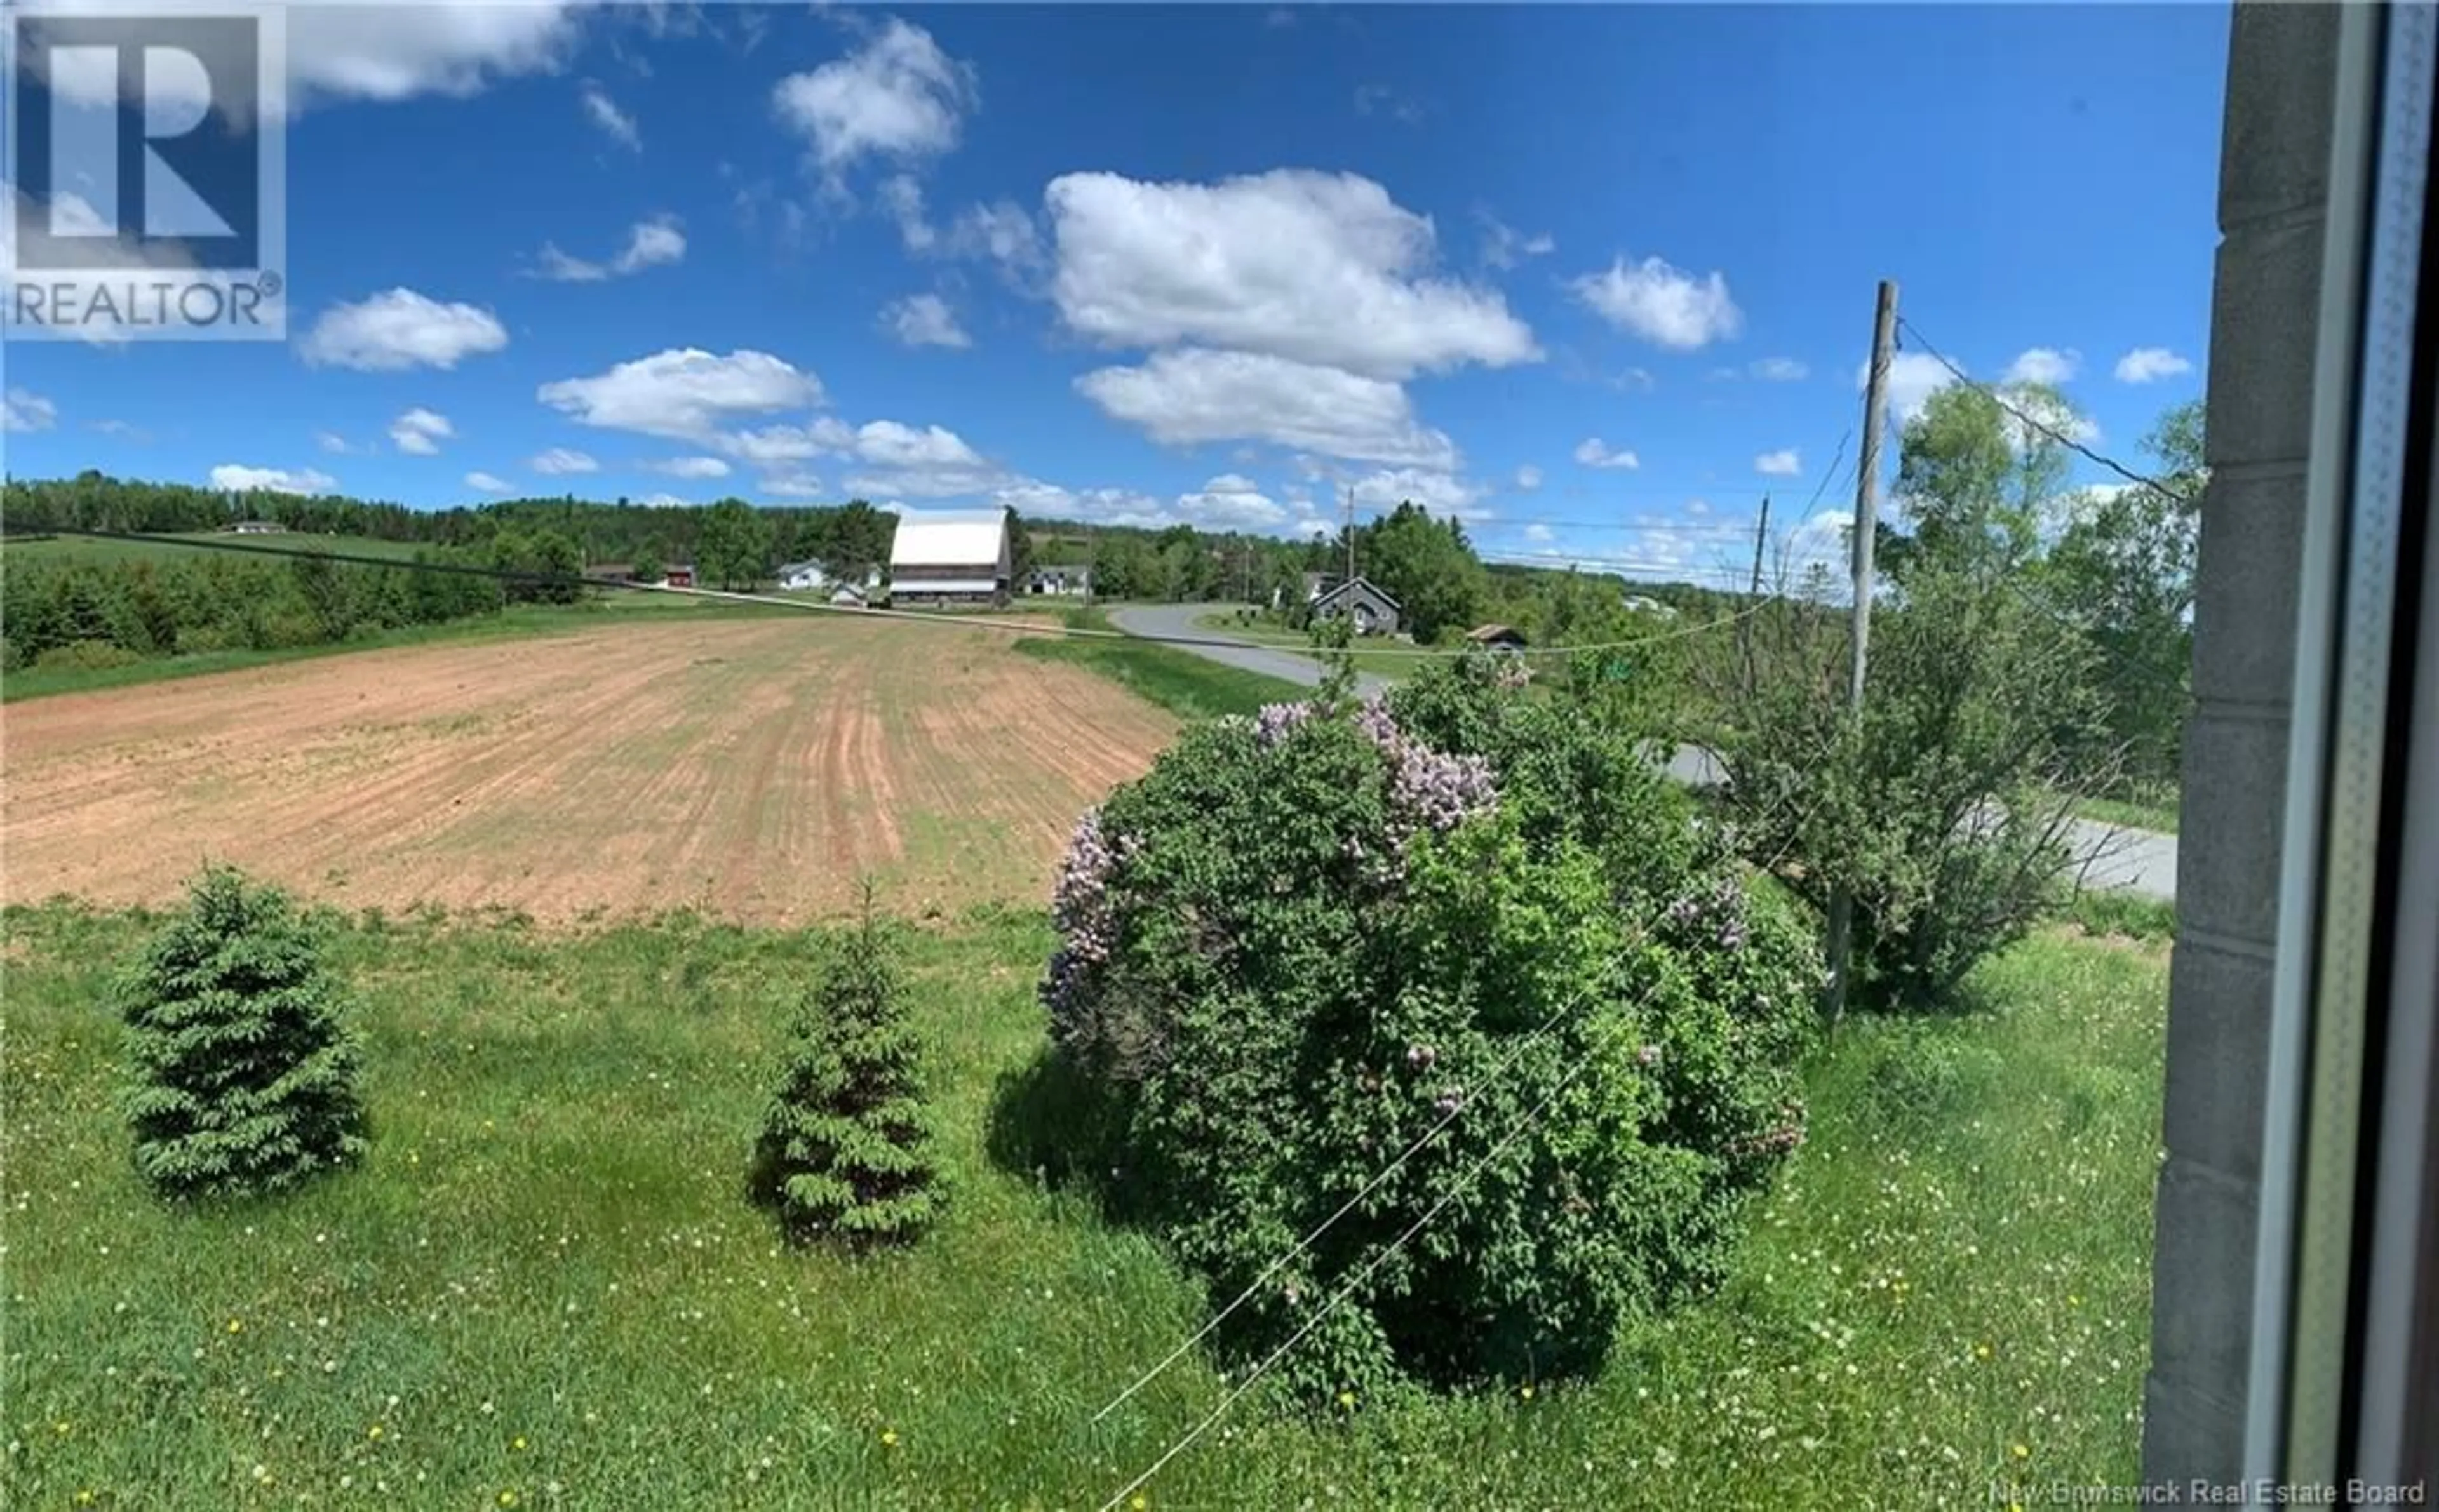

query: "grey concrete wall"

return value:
[2142, 0, 2342, 1481]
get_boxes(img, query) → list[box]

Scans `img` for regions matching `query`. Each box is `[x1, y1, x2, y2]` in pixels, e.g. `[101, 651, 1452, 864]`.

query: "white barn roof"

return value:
[890, 509, 1009, 569]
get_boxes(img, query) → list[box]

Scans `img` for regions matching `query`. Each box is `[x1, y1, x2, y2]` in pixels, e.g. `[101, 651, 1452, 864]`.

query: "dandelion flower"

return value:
[368, 1424, 384, 1441]
[2012, 1443, 2030, 1460]
[226, 1320, 243, 1335]
[498, 1492, 518, 1508]
[513, 1437, 527, 1452]
[881, 1429, 899, 1448]
[1336, 1391, 1355, 1410]
[1131, 1498, 1148, 1511]
[1973, 1343, 1992, 1361]
[1521, 1384, 1535, 1402]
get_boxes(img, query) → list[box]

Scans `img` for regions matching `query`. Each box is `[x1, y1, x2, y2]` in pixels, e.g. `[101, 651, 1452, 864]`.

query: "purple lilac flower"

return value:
[1433, 1087, 1467, 1117]
[1045, 808, 1140, 1022]
[1254, 700, 1317, 749]
[1663, 876, 1751, 953]
[1405, 1043, 1437, 1071]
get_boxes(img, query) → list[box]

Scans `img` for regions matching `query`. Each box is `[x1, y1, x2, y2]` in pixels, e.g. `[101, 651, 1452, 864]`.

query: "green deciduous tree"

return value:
[696, 499, 776, 592]
[2041, 399, 2205, 789]
[116, 867, 370, 1201]
[1357, 502, 1486, 642]
[747, 888, 946, 1248]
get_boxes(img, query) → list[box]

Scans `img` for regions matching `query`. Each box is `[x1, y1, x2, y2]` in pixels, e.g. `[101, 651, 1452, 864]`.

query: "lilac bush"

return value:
[1025, 649, 1823, 1407]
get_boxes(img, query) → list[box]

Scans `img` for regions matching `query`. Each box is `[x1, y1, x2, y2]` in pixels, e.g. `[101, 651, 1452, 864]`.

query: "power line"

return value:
[1892, 316, 2199, 507]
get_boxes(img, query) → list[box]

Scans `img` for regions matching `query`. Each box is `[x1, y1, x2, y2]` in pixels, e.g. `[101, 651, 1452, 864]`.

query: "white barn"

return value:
[887, 508, 1012, 608]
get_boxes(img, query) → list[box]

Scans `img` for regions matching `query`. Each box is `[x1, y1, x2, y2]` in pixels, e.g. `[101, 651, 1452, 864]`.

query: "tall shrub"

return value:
[117, 867, 370, 1200]
[748, 892, 946, 1248]
[1035, 653, 1819, 1405]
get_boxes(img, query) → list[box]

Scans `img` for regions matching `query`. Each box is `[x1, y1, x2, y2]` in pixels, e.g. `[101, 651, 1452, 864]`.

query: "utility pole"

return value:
[1343, 485, 1357, 583]
[1740, 492, 1771, 694]
[1825, 278, 1898, 1026]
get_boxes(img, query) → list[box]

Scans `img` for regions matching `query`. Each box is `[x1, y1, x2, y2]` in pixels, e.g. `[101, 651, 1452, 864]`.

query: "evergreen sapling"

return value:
[748, 893, 946, 1248]
[117, 866, 370, 1201]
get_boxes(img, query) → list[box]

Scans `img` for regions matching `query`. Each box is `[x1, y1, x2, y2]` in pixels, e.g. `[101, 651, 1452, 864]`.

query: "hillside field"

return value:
[0, 613, 1174, 924]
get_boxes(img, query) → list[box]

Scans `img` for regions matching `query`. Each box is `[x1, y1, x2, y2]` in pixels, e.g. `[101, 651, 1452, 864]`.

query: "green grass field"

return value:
[0, 593, 795, 704]
[1, 899, 2165, 1510]
[4, 531, 438, 566]
[1013, 609, 1309, 721]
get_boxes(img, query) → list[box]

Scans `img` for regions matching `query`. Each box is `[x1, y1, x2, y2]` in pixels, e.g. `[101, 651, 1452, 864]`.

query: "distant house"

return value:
[665, 563, 696, 589]
[828, 585, 870, 608]
[225, 520, 281, 535]
[1622, 594, 1680, 621]
[1309, 575, 1401, 637]
[887, 508, 1012, 608]
[1466, 623, 1529, 652]
[1301, 571, 1335, 604]
[777, 560, 884, 594]
[1025, 563, 1091, 597]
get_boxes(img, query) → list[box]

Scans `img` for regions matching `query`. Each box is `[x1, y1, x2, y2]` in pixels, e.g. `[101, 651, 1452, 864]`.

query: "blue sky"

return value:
[1, 2, 2227, 585]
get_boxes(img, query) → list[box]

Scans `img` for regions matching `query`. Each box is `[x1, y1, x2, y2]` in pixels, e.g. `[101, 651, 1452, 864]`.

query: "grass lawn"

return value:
[1188, 608, 1441, 684]
[2067, 793, 2182, 836]
[4, 531, 437, 566]
[1, 897, 2166, 1510]
[0, 595, 799, 704]
[1012, 608, 1308, 721]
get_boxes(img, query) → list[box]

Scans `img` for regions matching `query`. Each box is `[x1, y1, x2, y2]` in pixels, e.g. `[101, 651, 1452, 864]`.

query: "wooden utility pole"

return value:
[1342, 486, 1357, 583]
[1740, 492, 1771, 692]
[1825, 279, 1898, 1025]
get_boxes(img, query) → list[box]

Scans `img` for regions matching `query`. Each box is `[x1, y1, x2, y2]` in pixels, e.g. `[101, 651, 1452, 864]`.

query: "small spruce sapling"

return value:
[748, 883, 946, 1248]
[117, 866, 370, 1201]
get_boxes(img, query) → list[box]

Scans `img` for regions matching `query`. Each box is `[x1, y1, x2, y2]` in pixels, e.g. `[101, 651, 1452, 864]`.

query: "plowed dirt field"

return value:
[1, 615, 1177, 924]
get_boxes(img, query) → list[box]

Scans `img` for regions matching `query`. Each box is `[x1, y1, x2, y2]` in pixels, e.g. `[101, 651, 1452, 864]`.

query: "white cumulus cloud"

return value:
[643, 456, 733, 479]
[3, 387, 58, 432]
[1045, 169, 1539, 382]
[1749, 356, 1808, 382]
[534, 217, 687, 282]
[537, 348, 825, 441]
[880, 293, 971, 349]
[2005, 347, 2081, 385]
[211, 465, 335, 495]
[772, 18, 977, 182]
[1514, 464, 1543, 492]
[2115, 346, 2194, 384]
[299, 288, 508, 371]
[1570, 254, 1743, 350]
[389, 408, 455, 455]
[1755, 448, 1801, 477]
[464, 471, 515, 495]
[1174, 473, 1286, 529]
[1076, 347, 1459, 471]
[1574, 438, 1640, 471]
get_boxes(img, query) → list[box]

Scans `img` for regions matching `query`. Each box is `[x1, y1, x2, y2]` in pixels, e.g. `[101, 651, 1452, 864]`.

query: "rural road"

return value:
[1107, 604, 2179, 901]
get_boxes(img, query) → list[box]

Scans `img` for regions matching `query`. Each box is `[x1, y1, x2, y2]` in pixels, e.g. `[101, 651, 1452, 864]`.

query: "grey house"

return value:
[1308, 576, 1401, 637]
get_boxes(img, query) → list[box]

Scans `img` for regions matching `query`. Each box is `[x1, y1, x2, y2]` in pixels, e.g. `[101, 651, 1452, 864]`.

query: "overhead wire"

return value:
[1891, 316, 2200, 507]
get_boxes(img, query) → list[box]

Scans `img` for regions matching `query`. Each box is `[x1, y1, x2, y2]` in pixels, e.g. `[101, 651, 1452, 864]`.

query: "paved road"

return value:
[1106, 604, 2179, 901]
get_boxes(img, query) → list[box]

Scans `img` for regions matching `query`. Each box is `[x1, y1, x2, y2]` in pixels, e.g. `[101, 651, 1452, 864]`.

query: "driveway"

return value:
[1105, 603, 2179, 902]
